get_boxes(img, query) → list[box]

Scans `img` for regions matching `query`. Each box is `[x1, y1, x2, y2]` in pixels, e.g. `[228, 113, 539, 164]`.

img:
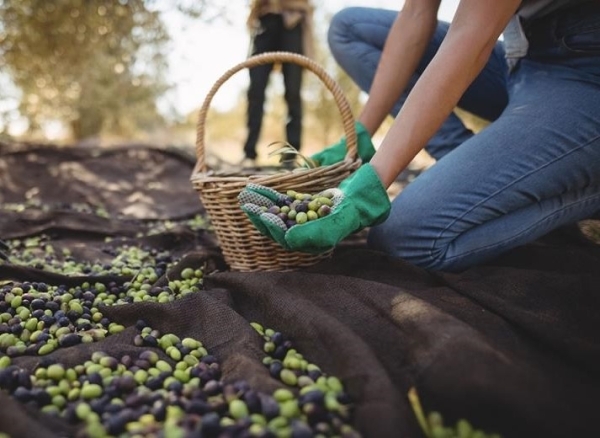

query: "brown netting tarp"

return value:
[0, 143, 598, 438]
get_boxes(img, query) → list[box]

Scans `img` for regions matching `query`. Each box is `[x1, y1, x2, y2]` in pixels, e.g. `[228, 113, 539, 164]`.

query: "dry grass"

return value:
[579, 220, 600, 244]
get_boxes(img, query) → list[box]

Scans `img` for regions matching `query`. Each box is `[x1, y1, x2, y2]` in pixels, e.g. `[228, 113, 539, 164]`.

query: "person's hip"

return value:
[525, 2, 600, 69]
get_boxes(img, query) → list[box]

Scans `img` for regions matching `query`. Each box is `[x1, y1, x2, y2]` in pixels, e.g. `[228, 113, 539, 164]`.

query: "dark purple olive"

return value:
[291, 420, 313, 438]
[105, 414, 128, 435]
[200, 355, 218, 365]
[187, 399, 211, 415]
[143, 335, 158, 347]
[12, 387, 32, 403]
[46, 301, 60, 312]
[30, 299, 45, 310]
[31, 387, 51, 406]
[273, 345, 287, 360]
[271, 332, 284, 345]
[103, 403, 122, 414]
[203, 380, 221, 396]
[295, 203, 308, 213]
[258, 393, 280, 419]
[59, 333, 81, 347]
[317, 205, 331, 217]
[200, 412, 221, 435]
[151, 402, 167, 421]
[242, 389, 261, 413]
[299, 390, 324, 406]
[87, 372, 103, 386]
[145, 377, 163, 391]
[269, 361, 284, 379]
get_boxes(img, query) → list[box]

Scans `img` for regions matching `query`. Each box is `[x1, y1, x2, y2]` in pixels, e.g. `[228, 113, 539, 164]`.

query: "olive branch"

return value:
[267, 141, 318, 169]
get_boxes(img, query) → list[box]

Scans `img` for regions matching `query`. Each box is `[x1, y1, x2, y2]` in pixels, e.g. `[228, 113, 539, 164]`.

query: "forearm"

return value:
[358, 1, 440, 136]
[370, 0, 521, 188]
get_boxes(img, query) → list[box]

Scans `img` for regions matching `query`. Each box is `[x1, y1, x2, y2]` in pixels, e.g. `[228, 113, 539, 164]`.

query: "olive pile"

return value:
[263, 190, 334, 230]
[409, 388, 503, 438]
[0, 265, 203, 357]
[6, 236, 175, 278]
[1, 201, 210, 236]
[0, 201, 503, 438]
[0, 321, 361, 438]
[251, 322, 360, 437]
[2, 200, 110, 219]
[425, 412, 502, 438]
[1, 323, 223, 437]
[0, 281, 125, 357]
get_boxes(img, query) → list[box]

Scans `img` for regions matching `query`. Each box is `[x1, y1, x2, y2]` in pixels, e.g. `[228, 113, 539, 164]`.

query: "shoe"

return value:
[281, 160, 296, 170]
[279, 153, 297, 166]
[239, 157, 257, 168]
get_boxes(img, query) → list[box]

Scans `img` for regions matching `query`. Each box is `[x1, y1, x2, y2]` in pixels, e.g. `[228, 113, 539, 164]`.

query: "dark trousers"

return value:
[244, 14, 304, 159]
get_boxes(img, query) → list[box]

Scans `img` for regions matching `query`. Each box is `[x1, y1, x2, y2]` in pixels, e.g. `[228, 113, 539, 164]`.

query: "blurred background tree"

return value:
[0, 0, 400, 165]
[0, 0, 219, 141]
[304, 42, 364, 146]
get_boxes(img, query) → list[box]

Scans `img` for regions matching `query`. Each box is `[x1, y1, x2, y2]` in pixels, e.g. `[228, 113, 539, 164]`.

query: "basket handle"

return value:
[194, 51, 358, 174]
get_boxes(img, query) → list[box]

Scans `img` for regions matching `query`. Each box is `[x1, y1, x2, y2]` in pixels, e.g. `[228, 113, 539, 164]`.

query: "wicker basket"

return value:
[190, 51, 361, 272]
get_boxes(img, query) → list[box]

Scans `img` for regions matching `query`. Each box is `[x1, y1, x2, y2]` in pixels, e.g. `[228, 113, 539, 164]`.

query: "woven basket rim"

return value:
[190, 52, 362, 271]
[190, 159, 357, 185]
[191, 51, 358, 178]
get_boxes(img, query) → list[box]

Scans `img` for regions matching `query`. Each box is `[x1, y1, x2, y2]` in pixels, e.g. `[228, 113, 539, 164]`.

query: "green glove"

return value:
[310, 121, 376, 167]
[237, 184, 290, 249]
[238, 164, 391, 253]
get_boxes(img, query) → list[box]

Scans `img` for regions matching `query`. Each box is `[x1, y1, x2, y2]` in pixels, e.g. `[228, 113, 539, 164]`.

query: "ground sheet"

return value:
[0, 143, 598, 438]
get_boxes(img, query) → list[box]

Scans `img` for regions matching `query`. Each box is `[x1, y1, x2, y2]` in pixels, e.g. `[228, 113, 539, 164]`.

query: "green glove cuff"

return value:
[338, 163, 391, 228]
[310, 121, 376, 167]
[285, 163, 390, 253]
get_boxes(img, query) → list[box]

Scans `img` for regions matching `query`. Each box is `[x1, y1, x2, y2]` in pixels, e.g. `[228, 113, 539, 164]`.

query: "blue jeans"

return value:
[328, 5, 600, 272]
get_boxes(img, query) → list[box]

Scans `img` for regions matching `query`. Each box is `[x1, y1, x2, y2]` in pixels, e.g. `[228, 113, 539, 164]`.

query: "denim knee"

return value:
[366, 200, 454, 272]
[367, 212, 441, 268]
[327, 8, 355, 58]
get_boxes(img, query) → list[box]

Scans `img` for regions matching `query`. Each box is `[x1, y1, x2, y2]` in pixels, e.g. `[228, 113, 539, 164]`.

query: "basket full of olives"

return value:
[190, 52, 361, 272]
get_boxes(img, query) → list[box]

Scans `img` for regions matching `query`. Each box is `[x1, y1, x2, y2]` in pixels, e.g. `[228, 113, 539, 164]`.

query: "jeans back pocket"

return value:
[558, 3, 600, 54]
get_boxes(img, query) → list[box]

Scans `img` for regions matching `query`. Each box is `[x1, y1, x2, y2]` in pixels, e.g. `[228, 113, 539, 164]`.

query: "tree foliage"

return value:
[0, 0, 198, 140]
[302, 20, 363, 147]
[0, 0, 367, 148]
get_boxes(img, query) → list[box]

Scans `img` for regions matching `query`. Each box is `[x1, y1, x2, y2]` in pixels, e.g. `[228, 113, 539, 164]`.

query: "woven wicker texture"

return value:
[191, 52, 361, 271]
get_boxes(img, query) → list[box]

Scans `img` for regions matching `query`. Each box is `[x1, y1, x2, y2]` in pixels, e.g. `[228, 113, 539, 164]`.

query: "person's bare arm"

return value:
[358, 0, 441, 135]
[370, 0, 521, 188]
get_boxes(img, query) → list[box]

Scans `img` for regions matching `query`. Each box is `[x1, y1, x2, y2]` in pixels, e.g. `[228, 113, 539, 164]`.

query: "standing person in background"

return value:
[241, 0, 314, 167]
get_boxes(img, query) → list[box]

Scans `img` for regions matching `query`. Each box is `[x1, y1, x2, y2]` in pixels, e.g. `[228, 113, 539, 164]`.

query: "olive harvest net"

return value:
[0, 142, 598, 438]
